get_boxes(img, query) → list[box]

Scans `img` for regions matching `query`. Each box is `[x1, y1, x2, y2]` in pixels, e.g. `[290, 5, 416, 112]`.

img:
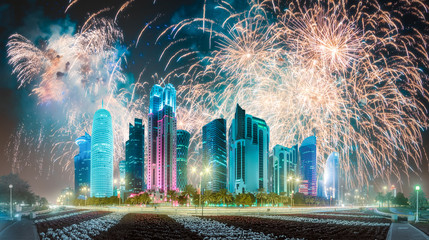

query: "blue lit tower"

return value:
[125, 118, 145, 193]
[299, 136, 317, 196]
[90, 104, 114, 198]
[324, 152, 339, 199]
[74, 132, 91, 196]
[176, 130, 190, 191]
[202, 118, 227, 192]
[147, 84, 177, 192]
[272, 144, 298, 195]
[228, 104, 270, 194]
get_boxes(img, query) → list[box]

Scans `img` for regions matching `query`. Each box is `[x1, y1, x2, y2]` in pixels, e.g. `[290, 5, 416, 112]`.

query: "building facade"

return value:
[176, 130, 190, 191]
[272, 144, 298, 195]
[299, 136, 317, 196]
[202, 118, 227, 192]
[228, 104, 270, 194]
[74, 132, 91, 196]
[125, 118, 145, 193]
[147, 84, 177, 192]
[90, 106, 114, 198]
[324, 152, 339, 199]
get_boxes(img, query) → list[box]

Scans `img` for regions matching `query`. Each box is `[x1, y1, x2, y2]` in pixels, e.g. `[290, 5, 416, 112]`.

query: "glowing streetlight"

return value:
[416, 185, 420, 222]
[9, 184, 13, 219]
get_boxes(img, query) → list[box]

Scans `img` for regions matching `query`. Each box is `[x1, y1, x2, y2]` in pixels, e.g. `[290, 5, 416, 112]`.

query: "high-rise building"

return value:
[272, 144, 298, 195]
[147, 84, 177, 192]
[299, 136, 317, 196]
[125, 118, 145, 193]
[228, 104, 270, 194]
[202, 118, 227, 192]
[90, 105, 114, 198]
[119, 160, 125, 191]
[74, 132, 91, 196]
[176, 130, 190, 191]
[324, 152, 339, 199]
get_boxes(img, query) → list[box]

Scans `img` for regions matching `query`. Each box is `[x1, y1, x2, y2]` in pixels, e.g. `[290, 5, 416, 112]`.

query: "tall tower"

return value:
[119, 160, 125, 191]
[125, 118, 144, 193]
[147, 83, 177, 192]
[176, 130, 190, 191]
[74, 132, 91, 196]
[299, 136, 317, 196]
[202, 118, 227, 192]
[90, 106, 114, 198]
[228, 104, 269, 194]
[272, 144, 298, 195]
[324, 152, 339, 199]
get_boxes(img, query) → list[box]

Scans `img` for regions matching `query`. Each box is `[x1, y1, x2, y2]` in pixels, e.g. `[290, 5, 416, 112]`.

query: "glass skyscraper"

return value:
[299, 136, 317, 196]
[202, 118, 227, 192]
[125, 118, 144, 193]
[324, 152, 339, 199]
[272, 144, 298, 195]
[90, 105, 114, 198]
[74, 132, 91, 196]
[176, 130, 190, 191]
[228, 104, 270, 194]
[147, 84, 177, 192]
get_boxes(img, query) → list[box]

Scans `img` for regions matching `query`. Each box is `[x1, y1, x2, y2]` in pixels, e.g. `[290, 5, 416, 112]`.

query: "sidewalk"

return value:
[387, 223, 429, 240]
[0, 218, 39, 240]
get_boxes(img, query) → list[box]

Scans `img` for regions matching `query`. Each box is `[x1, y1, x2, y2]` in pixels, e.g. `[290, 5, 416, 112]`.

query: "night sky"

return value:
[0, 0, 428, 202]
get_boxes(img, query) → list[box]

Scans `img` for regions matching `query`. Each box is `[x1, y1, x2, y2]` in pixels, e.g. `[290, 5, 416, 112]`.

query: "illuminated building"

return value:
[125, 118, 144, 193]
[272, 144, 298, 195]
[147, 84, 177, 192]
[299, 136, 317, 196]
[202, 118, 227, 192]
[74, 132, 91, 196]
[176, 130, 190, 191]
[119, 160, 125, 191]
[324, 152, 339, 199]
[228, 104, 270, 193]
[90, 104, 114, 198]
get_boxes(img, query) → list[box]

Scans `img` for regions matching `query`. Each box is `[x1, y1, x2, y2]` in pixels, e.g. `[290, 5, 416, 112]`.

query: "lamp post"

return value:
[416, 185, 420, 222]
[192, 167, 210, 216]
[9, 184, 13, 219]
[82, 187, 89, 206]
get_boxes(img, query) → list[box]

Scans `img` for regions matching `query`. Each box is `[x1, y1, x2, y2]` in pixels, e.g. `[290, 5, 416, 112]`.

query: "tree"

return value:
[293, 192, 305, 205]
[279, 192, 290, 206]
[392, 192, 408, 206]
[178, 194, 188, 206]
[376, 192, 385, 207]
[182, 185, 196, 206]
[385, 192, 393, 208]
[256, 188, 267, 206]
[410, 189, 427, 210]
[0, 173, 36, 204]
[267, 192, 279, 206]
[167, 190, 178, 206]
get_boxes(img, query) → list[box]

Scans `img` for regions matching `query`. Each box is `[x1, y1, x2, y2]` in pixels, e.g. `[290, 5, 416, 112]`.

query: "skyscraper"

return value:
[74, 132, 91, 196]
[90, 105, 114, 198]
[119, 160, 125, 191]
[324, 152, 339, 199]
[147, 84, 177, 192]
[176, 130, 190, 191]
[228, 104, 270, 193]
[272, 144, 298, 195]
[202, 118, 227, 192]
[299, 136, 317, 196]
[125, 118, 144, 193]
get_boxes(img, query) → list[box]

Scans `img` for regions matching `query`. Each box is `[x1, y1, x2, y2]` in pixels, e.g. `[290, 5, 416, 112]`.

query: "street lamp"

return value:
[192, 167, 210, 216]
[82, 187, 89, 206]
[416, 185, 420, 222]
[9, 184, 13, 219]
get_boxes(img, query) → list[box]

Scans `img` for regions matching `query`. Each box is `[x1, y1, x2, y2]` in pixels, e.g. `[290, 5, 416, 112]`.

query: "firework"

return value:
[7, 18, 146, 175]
[159, 0, 429, 187]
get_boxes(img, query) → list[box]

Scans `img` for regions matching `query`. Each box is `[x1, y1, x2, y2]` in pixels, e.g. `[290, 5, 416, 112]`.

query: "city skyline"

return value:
[0, 0, 427, 203]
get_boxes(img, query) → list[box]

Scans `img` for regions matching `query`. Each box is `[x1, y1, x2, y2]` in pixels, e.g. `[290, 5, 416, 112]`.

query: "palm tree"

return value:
[182, 184, 196, 206]
[385, 192, 393, 209]
[256, 188, 267, 206]
[167, 190, 178, 206]
[267, 192, 279, 206]
[218, 189, 230, 206]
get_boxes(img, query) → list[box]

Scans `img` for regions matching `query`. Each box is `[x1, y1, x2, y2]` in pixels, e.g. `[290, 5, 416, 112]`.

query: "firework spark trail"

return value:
[159, 0, 429, 187]
[7, 18, 148, 175]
